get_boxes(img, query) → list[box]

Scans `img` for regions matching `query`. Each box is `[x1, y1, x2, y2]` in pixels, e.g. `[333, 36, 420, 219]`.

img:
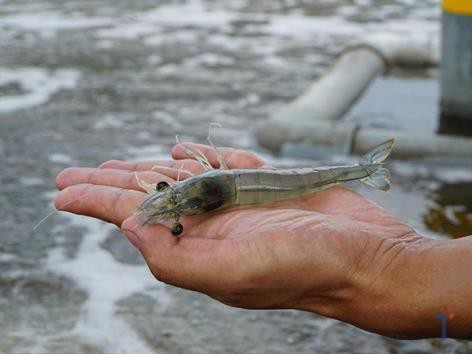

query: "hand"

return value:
[55, 144, 471, 339]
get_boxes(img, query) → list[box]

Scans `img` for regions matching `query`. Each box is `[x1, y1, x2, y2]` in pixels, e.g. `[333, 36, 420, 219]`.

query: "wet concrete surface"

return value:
[1, 0, 471, 353]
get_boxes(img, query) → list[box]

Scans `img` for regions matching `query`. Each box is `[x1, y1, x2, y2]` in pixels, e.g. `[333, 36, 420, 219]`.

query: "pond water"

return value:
[1, 0, 471, 353]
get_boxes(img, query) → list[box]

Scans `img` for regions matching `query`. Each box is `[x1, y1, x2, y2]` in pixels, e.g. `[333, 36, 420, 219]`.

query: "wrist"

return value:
[297, 231, 472, 339]
[343, 235, 472, 338]
[348, 235, 445, 338]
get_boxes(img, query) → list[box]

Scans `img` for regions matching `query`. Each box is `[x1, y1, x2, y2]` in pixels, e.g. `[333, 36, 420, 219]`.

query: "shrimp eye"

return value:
[171, 223, 183, 236]
[156, 181, 170, 192]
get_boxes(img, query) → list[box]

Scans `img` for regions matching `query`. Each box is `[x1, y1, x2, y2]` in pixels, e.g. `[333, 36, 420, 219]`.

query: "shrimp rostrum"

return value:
[136, 139, 395, 236]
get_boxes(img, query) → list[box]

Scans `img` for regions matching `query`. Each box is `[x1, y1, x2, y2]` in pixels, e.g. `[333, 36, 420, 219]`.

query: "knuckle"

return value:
[110, 189, 127, 211]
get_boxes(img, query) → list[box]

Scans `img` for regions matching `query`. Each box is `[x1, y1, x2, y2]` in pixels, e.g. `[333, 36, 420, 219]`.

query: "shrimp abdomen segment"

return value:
[233, 167, 363, 205]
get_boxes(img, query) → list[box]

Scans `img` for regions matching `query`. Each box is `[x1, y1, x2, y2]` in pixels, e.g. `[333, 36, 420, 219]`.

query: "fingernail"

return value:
[123, 229, 140, 249]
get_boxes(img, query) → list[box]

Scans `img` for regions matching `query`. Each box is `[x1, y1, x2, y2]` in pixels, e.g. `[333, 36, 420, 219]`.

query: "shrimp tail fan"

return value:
[359, 139, 394, 192]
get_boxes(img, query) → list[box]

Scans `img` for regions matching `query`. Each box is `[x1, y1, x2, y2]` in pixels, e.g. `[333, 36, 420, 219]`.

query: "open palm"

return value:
[55, 143, 421, 334]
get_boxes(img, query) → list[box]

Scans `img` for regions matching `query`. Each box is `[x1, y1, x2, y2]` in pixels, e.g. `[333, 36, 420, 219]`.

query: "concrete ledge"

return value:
[257, 121, 472, 158]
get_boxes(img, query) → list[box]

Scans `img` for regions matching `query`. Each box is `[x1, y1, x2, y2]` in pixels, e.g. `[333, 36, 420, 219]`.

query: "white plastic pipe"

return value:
[357, 32, 440, 67]
[269, 48, 385, 127]
[256, 32, 471, 159]
[266, 33, 440, 131]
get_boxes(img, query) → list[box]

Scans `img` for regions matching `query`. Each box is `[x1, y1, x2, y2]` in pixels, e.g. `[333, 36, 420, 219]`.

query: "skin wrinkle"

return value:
[364, 235, 390, 274]
[85, 168, 100, 186]
[220, 242, 280, 309]
[106, 188, 129, 225]
[170, 241, 204, 287]
[201, 214, 235, 239]
[332, 227, 418, 315]
[249, 237, 266, 272]
[359, 230, 420, 298]
[130, 161, 141, 171]
[78, 185, 93, 211]
[199, 241, 245, 297]
[280, 234, 320, 309]
[375, 239, 408, 276]
[71, 184, 92, 210]
[192, 210, 241, 238]
[347, 227, 373, 285]
[332, 221, 364, 274]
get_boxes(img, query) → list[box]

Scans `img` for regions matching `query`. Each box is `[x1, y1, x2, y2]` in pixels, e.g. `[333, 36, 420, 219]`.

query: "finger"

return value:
[172, 143, 266, 169]
[56, 167, 173, 192]
[122, 216, 232, 291]
[99, 159, 205, 175]
[55, 184, 146, 226]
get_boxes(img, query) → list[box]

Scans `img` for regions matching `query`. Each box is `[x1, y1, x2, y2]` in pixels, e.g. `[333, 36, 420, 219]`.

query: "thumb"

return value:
[121, 216, 229, 292]
[121, 215, 175, 251]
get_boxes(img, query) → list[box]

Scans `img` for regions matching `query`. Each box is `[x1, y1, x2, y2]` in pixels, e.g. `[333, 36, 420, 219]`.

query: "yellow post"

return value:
[442, 0, 472, 16]
[440, 0, 472, 135]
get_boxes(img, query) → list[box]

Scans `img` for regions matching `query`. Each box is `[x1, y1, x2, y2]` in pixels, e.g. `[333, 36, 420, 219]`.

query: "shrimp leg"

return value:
[176, 135, 213, 171]
[151, 165, 195, 179]
[135, 172, 158, 194]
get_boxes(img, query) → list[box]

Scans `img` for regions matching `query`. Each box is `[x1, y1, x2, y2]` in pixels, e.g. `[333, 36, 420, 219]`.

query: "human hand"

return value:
[55, 144, 470, 339]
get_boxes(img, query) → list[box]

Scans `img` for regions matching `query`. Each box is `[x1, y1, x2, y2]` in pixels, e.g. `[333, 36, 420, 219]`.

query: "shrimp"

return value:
[136, 138, 395, 236]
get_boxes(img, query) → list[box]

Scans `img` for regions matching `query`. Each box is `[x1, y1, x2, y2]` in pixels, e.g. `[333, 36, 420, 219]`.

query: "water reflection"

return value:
[424, 182, 472, 239]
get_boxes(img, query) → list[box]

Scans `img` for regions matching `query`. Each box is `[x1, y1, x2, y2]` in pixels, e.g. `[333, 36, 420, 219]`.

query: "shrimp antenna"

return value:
[32, 193, 90, 231]
[32, 209, 59, 231]
[207, 122, 227, 169]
